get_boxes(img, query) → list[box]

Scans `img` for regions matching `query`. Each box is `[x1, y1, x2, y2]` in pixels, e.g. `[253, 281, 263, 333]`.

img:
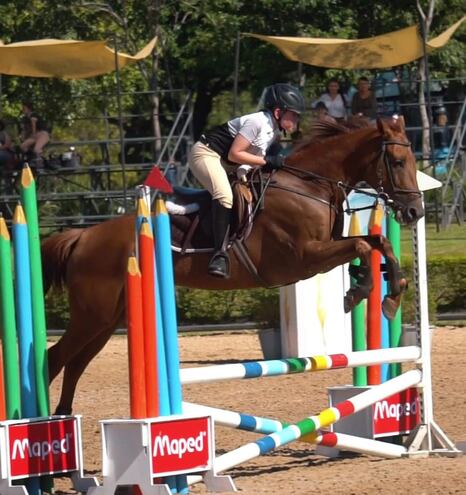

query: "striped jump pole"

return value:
[182, 402, 407, 459]
[187, 369, 421, 485]
[183, 401, 286, 435]
[310, 431, 407, 458]
[179, 346, 421, 385]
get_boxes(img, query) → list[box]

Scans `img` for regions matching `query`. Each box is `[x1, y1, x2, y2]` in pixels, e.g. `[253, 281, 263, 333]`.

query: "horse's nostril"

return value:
[408, 207, 420, 221]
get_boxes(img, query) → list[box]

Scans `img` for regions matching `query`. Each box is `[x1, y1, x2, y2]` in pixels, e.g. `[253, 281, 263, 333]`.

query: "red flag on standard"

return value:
[144, 166, 173, 194]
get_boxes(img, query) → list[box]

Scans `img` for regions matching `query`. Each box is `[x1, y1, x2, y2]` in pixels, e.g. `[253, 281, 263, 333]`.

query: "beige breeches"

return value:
[188, 142, 233, 208]
[20, 130, 50, 154]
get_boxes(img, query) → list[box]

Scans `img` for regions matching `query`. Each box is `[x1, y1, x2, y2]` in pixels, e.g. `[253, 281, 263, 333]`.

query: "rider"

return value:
[188, 83, 305, 279]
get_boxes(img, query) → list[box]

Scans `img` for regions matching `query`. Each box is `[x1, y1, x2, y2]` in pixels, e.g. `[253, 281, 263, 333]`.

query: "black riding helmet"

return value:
[263, 83, 306, 115]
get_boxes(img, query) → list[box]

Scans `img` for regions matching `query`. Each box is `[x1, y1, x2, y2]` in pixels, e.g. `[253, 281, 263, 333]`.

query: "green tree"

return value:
[0, 1, 464, 139]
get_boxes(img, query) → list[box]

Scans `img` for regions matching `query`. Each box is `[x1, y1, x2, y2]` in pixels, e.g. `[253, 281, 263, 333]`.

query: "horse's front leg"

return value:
[360, 234, 407, 320]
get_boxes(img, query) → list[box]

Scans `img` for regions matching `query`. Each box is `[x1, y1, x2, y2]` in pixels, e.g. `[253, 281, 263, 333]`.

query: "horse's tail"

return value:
[41, 229, 84, 292]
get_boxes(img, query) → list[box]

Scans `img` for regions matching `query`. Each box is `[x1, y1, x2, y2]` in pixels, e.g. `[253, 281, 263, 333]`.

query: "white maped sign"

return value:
[88, 414, 236, 495]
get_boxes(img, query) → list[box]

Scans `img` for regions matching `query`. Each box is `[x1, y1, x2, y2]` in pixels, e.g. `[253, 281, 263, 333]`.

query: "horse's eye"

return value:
[393, 159, 404, 167]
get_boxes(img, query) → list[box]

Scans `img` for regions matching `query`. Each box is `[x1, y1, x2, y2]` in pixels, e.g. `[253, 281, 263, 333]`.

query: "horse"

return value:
[41, 116, 424, 415]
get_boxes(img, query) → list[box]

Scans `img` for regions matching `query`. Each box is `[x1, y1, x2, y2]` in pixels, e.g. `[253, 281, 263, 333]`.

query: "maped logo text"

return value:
[373, 388, 420, 437]
[150, 416, 212, 476]
[12, 434, 73, 461]
[7, 418, 78, 478]
[153, 430, 207, 459]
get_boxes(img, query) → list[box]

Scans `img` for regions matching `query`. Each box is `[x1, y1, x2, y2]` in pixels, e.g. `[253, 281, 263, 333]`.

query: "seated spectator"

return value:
[0, 119, 17, 171]
[313, 78, 347, 121]
[351, 76, 378, 121]
[433, 105, 450, 159]
[19, 101, 50, 167]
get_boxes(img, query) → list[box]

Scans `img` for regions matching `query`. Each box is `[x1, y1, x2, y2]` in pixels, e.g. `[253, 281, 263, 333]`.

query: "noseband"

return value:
[378, 139, 422, 200]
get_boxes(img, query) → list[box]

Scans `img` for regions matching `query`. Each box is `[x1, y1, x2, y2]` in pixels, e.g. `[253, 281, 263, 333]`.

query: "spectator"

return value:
[433, 105, 450, 159]
[314, 78, 347, 121]
[19, 101, 50, 166]
[0, 119, 16, 170]
[351, 76, 378, 121]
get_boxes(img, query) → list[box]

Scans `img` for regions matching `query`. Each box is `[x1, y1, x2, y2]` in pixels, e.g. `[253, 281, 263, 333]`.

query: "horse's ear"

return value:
[397, 115, 406, 130]
[376, 117, 386, 136]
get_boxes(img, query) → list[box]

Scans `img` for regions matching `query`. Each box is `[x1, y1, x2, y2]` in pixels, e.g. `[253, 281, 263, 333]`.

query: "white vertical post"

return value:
[413, 197, 434, 427]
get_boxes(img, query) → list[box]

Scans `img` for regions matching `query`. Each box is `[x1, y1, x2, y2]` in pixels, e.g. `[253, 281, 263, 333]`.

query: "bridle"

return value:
[379, 139, 422, 197]
[269, 136, 422, 214]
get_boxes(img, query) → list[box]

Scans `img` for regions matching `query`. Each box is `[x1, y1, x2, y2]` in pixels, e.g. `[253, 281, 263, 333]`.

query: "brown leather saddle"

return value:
[169, 171, 268, 254]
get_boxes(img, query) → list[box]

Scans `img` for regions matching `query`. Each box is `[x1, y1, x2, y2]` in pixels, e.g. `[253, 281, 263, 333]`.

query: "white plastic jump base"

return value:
[403, 422, 463, 458]
[0, 415, 97, 495]
[87, 416, 236, 495]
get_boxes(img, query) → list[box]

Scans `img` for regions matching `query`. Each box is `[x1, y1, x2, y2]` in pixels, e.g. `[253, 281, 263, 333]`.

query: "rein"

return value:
[275, 137, 421, 214]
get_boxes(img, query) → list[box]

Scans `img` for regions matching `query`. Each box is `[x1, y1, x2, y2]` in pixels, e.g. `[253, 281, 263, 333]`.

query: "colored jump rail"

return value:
[187, 369, 421, 485]
[182, 402, 407, 459]
[179, 346, 421, 385]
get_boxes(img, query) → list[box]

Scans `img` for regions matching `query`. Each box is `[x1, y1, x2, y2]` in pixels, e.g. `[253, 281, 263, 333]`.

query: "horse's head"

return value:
[376, 116, 424, 225]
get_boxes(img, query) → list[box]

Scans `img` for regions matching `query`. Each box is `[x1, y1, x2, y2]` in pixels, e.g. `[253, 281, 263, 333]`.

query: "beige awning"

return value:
[0, 37, 157, 79]
[245, 16, 465, 69]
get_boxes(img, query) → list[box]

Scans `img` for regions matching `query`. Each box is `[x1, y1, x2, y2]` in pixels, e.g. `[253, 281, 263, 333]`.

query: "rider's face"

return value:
[279, 110, 300, 133]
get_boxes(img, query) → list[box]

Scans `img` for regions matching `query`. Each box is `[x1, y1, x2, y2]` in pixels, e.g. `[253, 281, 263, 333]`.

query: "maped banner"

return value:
[7, 417, 78, 478]
[150, 416, 211, 477]
[373, 387, 420, 437]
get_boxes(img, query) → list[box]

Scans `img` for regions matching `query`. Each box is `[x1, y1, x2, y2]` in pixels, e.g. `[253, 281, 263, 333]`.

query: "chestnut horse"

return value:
[42, 117, 423, 414]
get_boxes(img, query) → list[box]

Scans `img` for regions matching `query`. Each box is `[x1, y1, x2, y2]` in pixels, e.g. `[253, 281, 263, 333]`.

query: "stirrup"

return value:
[208, 251, 230, 279]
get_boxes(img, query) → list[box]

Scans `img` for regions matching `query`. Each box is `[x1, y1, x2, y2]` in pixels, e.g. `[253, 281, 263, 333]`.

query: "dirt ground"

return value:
[50, 327, 466, 495]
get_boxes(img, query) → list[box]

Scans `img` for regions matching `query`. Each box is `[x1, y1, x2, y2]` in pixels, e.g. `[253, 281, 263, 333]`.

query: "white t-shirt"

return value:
[227, 111, 281, 156]
[317, 93, 347, 119]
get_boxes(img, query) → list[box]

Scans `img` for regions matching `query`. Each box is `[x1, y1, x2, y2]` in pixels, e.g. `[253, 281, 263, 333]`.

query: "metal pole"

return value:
[233, 31, 241, 116]
[113, 36, 128, 212]
[419, 17, 440, 231]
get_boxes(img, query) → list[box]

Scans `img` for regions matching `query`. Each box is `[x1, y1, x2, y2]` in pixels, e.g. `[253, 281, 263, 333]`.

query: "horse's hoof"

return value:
[344, 294, 353, 313]
[382, 295, 401, 320]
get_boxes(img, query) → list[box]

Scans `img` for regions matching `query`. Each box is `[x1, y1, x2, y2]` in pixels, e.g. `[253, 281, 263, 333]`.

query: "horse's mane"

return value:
[292, 116, 375, 153]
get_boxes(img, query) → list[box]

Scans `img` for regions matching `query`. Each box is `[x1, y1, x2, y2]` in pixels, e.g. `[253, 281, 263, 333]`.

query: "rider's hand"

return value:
[263, 154, 285, 172]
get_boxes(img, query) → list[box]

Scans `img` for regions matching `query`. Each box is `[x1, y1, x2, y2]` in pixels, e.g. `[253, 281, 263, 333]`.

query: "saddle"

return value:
[168, 169, 268, 254]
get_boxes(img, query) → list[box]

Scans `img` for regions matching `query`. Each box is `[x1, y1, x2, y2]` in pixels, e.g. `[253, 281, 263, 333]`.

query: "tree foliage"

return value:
[0, 0, 464, 136]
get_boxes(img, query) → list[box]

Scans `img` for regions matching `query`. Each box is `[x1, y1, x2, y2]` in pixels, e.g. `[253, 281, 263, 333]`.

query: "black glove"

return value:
[263, 154, 285, 172]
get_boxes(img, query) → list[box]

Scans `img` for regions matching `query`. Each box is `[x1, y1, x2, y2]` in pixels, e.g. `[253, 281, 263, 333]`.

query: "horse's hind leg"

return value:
[54, 320, 122, 415]
[48, 282, 126, 413]
[48, 319, 95, 384]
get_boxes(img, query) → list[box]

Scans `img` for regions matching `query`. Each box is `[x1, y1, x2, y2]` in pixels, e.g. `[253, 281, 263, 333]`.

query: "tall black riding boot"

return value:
[208, 200, 232, 279]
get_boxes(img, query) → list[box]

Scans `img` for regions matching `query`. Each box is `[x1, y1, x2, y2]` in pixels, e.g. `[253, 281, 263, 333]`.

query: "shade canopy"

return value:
[246, 16, 465, 69]
[0, 37, 157, 79]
